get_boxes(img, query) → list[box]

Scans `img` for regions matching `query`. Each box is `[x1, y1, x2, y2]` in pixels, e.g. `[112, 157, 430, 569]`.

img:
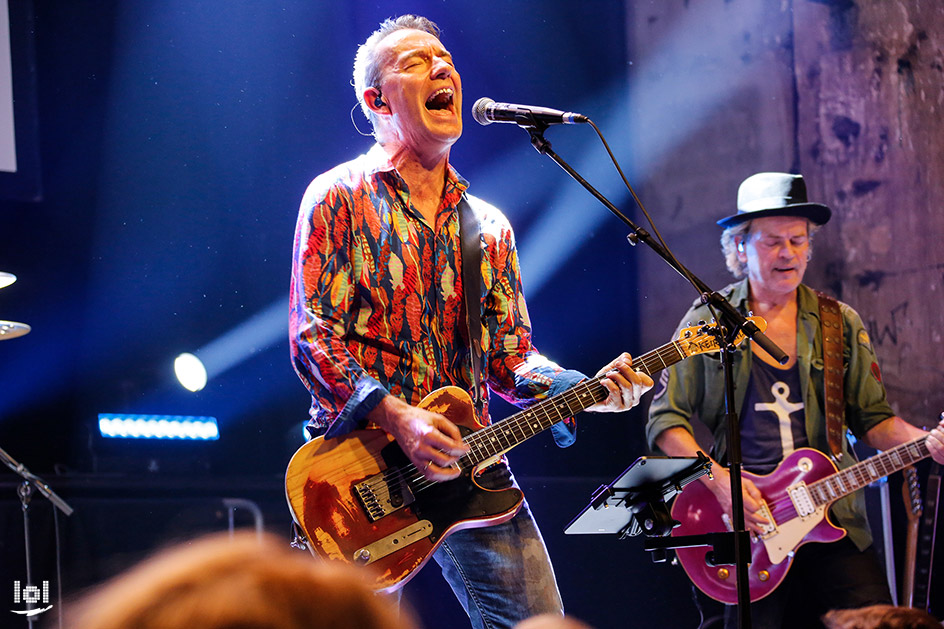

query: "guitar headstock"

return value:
[675, 316, 767, 359]
[903, 466, 923, 520]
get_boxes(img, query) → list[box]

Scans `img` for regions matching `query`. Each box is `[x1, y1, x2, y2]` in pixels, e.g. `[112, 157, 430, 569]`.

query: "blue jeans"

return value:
[430, 463, 564, 629]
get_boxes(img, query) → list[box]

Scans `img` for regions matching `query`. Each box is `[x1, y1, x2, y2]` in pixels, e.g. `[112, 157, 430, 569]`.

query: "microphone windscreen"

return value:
[471, 97, 494, 125]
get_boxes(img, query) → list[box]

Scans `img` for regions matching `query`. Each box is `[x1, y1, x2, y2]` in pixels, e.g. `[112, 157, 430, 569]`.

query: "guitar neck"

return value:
[461, 338, 687, 467]
[806, 437, 931, 508]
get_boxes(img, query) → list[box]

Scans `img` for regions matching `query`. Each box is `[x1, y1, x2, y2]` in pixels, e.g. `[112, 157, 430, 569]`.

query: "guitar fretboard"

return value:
[459, 339, 689, 468]
[806, 437, 930, 507]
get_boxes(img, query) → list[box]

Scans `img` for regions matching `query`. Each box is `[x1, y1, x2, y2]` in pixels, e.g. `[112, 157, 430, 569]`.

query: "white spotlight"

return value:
[174, 352, 208, 392]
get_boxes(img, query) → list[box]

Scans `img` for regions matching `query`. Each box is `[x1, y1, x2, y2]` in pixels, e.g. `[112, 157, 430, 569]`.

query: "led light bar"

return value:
[98, 414, 220, 440]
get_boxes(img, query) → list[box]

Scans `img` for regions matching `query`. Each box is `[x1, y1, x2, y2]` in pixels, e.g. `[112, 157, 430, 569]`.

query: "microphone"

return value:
[472, 97, 588, 127]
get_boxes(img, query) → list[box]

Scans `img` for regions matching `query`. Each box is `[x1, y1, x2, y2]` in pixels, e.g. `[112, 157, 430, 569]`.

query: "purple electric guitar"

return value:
[672, 433, 937, 603]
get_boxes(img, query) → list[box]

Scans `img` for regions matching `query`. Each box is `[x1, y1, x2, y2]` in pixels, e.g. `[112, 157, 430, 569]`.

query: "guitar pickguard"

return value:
[762, 504, 825, 564]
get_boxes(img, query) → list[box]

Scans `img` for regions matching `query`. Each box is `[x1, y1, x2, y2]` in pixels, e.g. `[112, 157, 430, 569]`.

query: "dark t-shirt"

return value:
[739, 359, 810, 474]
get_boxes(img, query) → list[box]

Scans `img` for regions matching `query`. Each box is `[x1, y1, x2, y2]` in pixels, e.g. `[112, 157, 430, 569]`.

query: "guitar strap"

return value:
[458, 194, 484, 419]
[816, 290, 845, 461]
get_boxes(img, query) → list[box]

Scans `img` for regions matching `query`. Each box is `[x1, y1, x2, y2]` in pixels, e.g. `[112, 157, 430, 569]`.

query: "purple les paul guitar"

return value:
[672, 434, 936, 604]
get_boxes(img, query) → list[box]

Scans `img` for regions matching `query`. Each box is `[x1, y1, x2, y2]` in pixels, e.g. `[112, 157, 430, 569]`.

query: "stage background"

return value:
[0, 1, 941, 627]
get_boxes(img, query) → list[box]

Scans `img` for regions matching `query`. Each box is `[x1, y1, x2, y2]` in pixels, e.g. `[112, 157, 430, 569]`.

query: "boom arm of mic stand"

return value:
[524, 124, 773, 626]
[524, 124, 787, 365]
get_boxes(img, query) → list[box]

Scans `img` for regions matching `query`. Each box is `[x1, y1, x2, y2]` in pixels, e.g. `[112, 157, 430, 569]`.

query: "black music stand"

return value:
[565, 453, 711, 544]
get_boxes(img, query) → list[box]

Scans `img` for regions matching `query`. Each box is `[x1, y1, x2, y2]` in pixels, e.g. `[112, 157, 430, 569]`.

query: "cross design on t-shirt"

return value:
[754, 382, 805, 457]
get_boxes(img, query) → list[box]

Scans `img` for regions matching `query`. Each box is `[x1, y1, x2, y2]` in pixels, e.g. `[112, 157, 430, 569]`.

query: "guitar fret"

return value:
[835, 474, 846, 494]
[806, 437, 932, 510]
[457, 324, 743, 469]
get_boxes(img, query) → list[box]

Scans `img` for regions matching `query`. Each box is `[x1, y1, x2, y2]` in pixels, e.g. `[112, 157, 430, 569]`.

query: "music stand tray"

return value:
[565, 454, 710, 539]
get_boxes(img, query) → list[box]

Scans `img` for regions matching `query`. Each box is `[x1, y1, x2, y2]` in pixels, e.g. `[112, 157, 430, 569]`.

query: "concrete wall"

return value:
[632, 0, 943, 430]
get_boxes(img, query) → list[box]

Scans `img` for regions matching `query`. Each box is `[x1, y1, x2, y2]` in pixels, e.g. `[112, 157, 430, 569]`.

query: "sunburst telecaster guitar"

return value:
[285, 318, 763, 592]
[672, 427, 940, 604]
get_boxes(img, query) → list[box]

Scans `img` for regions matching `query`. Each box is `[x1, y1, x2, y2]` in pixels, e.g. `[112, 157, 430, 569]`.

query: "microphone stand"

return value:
[521, 122, 788, 629]
[1, 445, 73, 626]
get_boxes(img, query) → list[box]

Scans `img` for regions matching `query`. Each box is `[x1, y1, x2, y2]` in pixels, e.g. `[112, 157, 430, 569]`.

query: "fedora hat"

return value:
[717, 172, 831, 228]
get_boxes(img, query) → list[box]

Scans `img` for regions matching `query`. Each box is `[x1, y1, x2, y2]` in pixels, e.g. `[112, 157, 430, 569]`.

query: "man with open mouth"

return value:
[289, 13, 652, 629]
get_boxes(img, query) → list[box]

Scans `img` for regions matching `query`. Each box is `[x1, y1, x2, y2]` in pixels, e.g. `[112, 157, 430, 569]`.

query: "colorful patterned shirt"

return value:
[290, 145, 583, 444]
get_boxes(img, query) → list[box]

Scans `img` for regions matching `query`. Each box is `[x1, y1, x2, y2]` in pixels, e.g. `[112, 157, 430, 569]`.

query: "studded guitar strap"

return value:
[817, 291, 845, 461]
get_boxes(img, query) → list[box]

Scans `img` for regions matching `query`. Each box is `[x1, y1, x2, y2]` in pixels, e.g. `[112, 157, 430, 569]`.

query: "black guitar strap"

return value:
[458, 194, 484, 418]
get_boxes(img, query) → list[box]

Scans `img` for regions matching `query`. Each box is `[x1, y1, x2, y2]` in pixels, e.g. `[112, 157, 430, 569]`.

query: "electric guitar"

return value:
[901, 466, 922, 607]
[285, 318, 763, 592]
[672, 431, 939, 604]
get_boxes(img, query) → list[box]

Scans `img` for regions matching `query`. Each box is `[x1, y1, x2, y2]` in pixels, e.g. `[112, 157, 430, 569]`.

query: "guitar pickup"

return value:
[354, 472, 416, 522]
[787, 481, 816, 518]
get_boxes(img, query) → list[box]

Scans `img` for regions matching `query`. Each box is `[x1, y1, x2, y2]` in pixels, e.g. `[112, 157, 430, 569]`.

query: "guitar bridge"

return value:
[756, 501, 778, 539]
[354, 471, 416, 522]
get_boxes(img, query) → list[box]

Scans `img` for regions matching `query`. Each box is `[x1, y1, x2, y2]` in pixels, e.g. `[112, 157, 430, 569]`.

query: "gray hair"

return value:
[720, 219, 819, 278]
[352, 15, 442, 127]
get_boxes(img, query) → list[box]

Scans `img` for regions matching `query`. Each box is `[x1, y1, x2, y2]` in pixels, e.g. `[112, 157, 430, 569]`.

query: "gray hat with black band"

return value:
[717, 172, 831, 228]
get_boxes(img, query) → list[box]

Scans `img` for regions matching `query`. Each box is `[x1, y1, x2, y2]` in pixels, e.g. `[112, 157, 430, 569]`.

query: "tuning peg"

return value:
[697, 320, 706, 326]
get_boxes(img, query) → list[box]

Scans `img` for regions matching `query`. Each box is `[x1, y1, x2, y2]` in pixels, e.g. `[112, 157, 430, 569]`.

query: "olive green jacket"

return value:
[646, 280, 895, 550]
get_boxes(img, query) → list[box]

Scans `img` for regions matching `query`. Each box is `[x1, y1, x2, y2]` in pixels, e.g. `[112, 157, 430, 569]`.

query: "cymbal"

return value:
[0, 272, 15, 290]
[0, 320, 31, 340]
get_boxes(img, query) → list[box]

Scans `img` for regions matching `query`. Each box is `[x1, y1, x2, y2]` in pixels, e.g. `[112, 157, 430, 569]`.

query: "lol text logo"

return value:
[11, 580, 53, 618]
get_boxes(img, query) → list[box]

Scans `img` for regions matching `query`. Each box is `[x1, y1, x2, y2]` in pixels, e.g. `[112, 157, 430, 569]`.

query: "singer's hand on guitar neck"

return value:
[368, 395, 470, 481]
[586, 352, 654, 413]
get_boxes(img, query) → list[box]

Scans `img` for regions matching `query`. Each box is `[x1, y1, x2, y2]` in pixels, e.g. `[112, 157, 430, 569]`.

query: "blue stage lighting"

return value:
[98, 414, 220, 440]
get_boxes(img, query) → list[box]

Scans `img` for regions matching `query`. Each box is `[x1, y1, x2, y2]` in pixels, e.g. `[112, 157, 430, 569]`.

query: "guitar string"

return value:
[362, 376, 611, 500]
[353, 339, 698, 510]
[760, 436, 930, 525]
[355, 339, 704, 505]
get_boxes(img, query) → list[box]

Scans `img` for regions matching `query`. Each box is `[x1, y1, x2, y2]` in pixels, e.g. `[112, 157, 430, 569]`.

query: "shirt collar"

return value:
[364, 144, 470, 196]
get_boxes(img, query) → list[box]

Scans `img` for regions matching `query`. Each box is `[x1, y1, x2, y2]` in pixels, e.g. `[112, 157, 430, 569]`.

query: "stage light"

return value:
[0, 272, 16, 289]
[174, 352, 208, 392]
[98, 413, 219, 440]
[173, 300, 286, 391]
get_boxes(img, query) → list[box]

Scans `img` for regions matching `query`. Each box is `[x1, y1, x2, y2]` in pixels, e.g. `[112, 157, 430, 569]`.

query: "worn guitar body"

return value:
[285, 387, 522, 592]
[673, 435, 933, 604]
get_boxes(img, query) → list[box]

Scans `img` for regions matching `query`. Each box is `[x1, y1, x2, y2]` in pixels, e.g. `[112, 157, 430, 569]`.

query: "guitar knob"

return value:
[758, 570, 769, 582]
[716, 568, 730, 580]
